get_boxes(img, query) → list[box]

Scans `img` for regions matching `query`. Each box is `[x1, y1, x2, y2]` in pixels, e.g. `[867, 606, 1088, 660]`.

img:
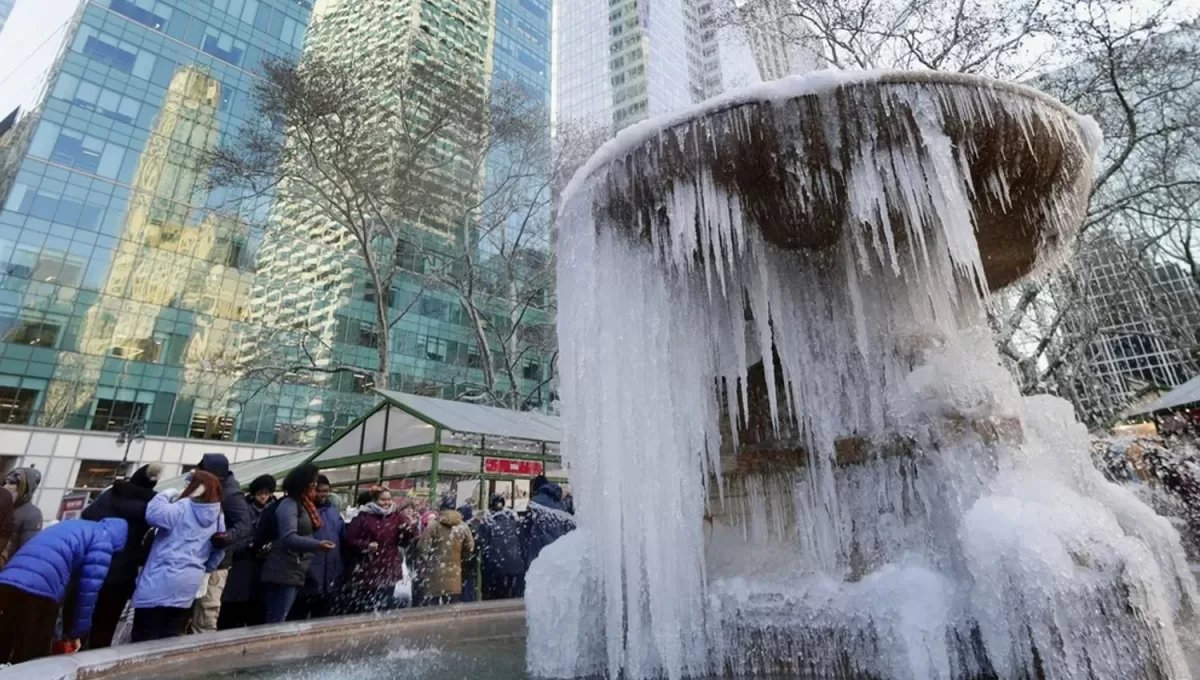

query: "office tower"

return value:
[555, 0, 817, 134]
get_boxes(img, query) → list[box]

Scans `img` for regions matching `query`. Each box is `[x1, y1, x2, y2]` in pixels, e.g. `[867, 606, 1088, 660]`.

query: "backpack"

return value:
[253, 497, 302, 548]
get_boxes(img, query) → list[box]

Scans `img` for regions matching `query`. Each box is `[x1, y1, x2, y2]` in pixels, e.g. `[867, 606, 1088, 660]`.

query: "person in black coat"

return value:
[478, 494, 525, 600]
[191, 453, 252, 633]
[80, 463, 162, 649]
[218, 474, 276, 630]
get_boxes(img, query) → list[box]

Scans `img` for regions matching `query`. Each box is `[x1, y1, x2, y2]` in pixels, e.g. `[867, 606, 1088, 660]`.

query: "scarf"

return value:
[365, 501, 395, 516]
[301, 491, 324, 530]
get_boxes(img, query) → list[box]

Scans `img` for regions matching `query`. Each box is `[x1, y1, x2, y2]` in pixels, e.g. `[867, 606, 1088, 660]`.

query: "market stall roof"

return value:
[310, 389, 561, 466]
[1125, 373, 1200, 417]
[156, 449, 315, 491]
[375, 390, 560, 443]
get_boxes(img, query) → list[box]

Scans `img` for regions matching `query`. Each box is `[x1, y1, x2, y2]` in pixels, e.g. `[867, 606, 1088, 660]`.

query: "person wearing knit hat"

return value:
[80, 463, 163, 649]
[218, 474, 277, 630]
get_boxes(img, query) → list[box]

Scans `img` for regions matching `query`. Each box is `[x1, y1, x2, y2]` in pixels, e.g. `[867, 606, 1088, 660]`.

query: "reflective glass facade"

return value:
[0, 0, 327, 444]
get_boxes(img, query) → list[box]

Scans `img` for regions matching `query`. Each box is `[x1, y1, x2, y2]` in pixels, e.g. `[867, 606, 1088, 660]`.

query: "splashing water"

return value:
[529, 70, 1199, 680]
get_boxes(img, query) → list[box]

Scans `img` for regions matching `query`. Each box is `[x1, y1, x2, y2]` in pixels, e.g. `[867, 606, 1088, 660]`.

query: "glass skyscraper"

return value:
[0, 0, 334, 445]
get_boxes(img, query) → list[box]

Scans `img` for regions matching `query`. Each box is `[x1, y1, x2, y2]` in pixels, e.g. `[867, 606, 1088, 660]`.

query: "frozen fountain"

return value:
[529, 70, 1200, 680]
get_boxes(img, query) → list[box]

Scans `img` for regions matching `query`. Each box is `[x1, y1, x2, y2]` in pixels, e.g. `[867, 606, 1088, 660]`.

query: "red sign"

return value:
[58, 493, 89, 521]
[484, 457, 543, 477]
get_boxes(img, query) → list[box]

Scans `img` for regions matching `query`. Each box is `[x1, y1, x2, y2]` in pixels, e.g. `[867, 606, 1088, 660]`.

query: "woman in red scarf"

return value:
[259, 464, 335, 623]
[345, 489, 417, 612]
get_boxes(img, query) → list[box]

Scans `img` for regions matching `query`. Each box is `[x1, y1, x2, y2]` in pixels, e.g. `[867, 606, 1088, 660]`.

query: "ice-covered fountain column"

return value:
[528, 70, 1199, 680]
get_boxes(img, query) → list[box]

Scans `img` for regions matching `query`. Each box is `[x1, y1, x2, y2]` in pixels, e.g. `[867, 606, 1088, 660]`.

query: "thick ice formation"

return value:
[531, 70, 1197, 680]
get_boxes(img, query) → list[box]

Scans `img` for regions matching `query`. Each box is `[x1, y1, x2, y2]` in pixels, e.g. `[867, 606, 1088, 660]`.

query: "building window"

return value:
[523, 360, 542, 381]
[202, 29, 247, 66]
[108, 0, 173, 30]
[0, 386, 38, 425]
[74, 460, 126, 491]
[4, 320, 60, 347]
[190, 414, 235, 441]
[90, 399, 146, 432]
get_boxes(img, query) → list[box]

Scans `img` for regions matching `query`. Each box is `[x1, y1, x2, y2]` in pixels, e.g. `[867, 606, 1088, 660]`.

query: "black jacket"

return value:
[200, 453, 252, 570]
[222, 496, 267, 603]
[81, 481, 155, 587]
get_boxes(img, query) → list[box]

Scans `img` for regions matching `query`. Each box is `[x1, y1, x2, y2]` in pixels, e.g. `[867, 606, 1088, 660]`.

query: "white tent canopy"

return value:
[1125, 373, 1200, 417]
[311, 389, 561, 466]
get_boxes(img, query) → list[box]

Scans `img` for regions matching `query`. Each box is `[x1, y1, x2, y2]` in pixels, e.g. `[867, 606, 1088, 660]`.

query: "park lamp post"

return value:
[115, 417, 146, 481]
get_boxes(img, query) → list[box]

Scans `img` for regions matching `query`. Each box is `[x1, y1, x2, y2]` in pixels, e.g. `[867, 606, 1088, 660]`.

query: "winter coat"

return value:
[131, 493, 225, 610]
[6, 467, 43, 559]
[524, 483, 576, 565]
[199, 453, 251, 570]
[417, 510, 475, 598]
[0, 488, 12, 570]
[345, 506, 416, 590]
[0, 518, 128, 639]
[478, 509, 525, 577]
[302, 501, 346, 596]
[260, 497, 322, 588]
[222, 496, 268, 604]
[81, 481, 156, 588]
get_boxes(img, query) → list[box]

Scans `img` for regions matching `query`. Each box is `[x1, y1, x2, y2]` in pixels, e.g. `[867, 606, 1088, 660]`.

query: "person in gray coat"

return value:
[3, 468, 42, 560]
[259, 465, 334, 623]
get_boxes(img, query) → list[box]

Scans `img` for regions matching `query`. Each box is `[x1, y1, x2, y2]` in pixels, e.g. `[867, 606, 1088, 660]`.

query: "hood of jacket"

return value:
[438, 509, 464, 527]
[184, 498, 223, 528]
[199, 453, 231, 479]
[531, 482, 565, 510]
[6, 467, 40, 507]
[99, 517, 130, 552]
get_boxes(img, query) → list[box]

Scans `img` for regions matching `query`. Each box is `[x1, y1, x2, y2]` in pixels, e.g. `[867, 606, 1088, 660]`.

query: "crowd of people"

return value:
[0, 456, 575, 665]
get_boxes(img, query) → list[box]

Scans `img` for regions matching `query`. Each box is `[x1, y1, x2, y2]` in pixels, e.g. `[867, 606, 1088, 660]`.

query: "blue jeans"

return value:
[263, 584, 299, 624]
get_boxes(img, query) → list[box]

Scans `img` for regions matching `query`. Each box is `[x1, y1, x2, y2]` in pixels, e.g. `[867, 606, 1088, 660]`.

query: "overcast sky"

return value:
[0, 0, 82, 117]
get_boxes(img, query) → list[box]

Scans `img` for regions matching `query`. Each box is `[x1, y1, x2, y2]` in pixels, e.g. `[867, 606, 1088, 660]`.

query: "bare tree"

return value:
[720, 0, 1200, 424]
[208, 55, 556, 408]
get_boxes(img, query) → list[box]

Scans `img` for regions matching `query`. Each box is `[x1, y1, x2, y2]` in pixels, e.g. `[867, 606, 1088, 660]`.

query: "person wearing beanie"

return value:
[3, 467, 43, 560]
[80, 463, 163, 649]
[131, 470, 226, 642]
[478, 494, 525, 600]
[0, 517, 128, 663]
[218, 474, 277, 630]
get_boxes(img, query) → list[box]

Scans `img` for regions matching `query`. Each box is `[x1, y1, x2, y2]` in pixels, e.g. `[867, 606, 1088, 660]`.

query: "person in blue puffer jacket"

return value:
[130, 470, 226, 643]
[522, 476, 576, 566]
[0, 516, 128, 664]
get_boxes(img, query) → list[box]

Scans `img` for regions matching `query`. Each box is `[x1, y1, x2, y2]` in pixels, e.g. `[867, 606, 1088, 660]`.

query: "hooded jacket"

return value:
[345, 504, 415, 590]
[199, 453, 251, 569]
[6, 467, 43, 557]
[478, 507, 525, 577]
[524, 482, 576, 565]
[81, 464, 161, 587]
[0, 517, 128, 639]
[417, 510, 475, 598]
[131, 492, 226, 609]
[0, 487, 12, 569]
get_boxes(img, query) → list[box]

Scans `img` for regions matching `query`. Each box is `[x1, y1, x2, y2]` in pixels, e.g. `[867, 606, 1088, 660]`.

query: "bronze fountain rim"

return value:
[563, 69, 1086, 203]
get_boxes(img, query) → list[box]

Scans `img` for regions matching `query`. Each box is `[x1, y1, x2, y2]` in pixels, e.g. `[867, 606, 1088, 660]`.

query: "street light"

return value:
[114, 416, 146, 481]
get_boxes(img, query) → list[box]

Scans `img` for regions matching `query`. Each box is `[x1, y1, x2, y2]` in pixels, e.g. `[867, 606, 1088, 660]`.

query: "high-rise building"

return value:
[0, 0, 314, 515]
[1063, 236, 1200, 424]
[554, 0, 817, 134]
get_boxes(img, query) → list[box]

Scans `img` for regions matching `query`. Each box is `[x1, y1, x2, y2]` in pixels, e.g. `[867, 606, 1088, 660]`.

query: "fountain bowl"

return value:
[574, 70, 1096, 291]
[0, 601, 526, 680]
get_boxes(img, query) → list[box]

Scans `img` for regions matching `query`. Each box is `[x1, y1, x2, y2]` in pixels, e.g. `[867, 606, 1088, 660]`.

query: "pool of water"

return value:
[189, 637, 529, 680]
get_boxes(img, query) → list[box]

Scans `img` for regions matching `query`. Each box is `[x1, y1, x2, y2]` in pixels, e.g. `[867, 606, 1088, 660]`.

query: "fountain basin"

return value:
[0, 602, 525, 680]
[572, 70, 1096, 290]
